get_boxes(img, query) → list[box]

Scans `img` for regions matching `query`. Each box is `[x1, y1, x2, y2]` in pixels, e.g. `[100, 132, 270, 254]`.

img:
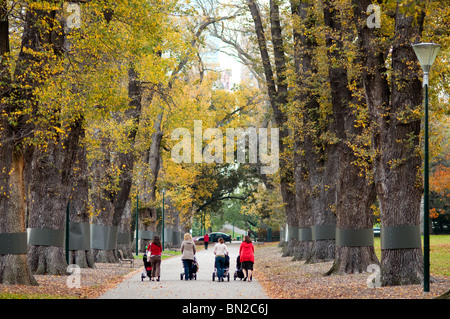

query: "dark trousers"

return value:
[215, 256, 225, 279]
[182, 259, 194, 280]
[204, 241, 209, 250]
[150, 255, 161, 277]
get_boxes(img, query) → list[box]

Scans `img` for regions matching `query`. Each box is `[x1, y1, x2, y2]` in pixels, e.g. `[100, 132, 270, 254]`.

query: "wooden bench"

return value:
[118, 250, 134, 268]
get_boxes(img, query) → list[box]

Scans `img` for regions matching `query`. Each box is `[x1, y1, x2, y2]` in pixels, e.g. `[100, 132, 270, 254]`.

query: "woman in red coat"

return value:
[239, 235, 255, 282]
[147, 236, 162, 281]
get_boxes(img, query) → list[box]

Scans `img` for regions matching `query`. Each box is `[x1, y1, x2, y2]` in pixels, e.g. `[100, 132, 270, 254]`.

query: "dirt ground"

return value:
[0, 243, 448, 299]
[0, 263, 138, 299]
[253, 243, 450, 299]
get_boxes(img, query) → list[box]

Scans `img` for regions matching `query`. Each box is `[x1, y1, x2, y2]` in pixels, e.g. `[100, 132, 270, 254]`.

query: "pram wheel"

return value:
[212, 271, 229, 281]
[142, 271, 151, 281]
[181, 272, 197, 280]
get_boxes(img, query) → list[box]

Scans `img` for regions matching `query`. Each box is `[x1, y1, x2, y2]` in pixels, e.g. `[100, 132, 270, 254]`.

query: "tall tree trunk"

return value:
[90, 138, 117, 263]
[20, 1, 90, 272]
[353, 0, 425, 285]
[27, 138, 71, 275]
[290, 0, 314, 261]
[268, 0, 297, 257]
[68, 134, 95, 268]
[117, 199, 134, 258]
[91, 66, 143, 262]
[293, 136, 313, 261]
[291, 0, 336, 263]
[323, 0, 378, 274]
[0, 142, 37, 285]
[307, 142, 337, 263]
[139, 113, 163, 251]
[111, 66, 143, 254]
[25, 2, 79, 275]
[0, 0, 8, 55]
[28, 119, 84, 274]
[0, 1, 59, 284]
[247, 0, 297, 256]
[89, 136, 133, 263]
[0, 1, 34, 285]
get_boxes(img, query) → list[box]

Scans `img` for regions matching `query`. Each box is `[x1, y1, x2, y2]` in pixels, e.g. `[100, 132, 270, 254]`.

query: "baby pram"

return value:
[234, 255, 245, 280]
[212, 254, 230, 281]
[141, 253, 152, 281]
[180, 257, 198, 280]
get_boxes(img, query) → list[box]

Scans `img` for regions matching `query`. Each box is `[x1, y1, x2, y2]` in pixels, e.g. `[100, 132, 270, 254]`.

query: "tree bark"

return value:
[352, 0, 425, 285]
[0, 0, 8, 56]
[0, 1, 60, 284]
[91, 66, 143, 262]
[0, 21, 36, 280]
[139, 112, 163, 252]
[90, 137, 117, 263]
[291, 0, 336, 263]
[307, 142, 337, 263]
[24, 2, 81, 275]
[27, 121, 83, 275]
[68, 135, 95, 268]
[293, 136, 313, 261]
[247, 0, 297, 256]
[290, 0, 314, 261]
[117, 199, 134, 258]
[322, 0, 378, 274]
[0, 143, 37, 285]
[111, 66, 143, 255]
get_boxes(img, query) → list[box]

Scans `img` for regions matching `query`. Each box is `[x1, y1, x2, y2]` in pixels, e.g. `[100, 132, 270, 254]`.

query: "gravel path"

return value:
[98, 242, 269, 299]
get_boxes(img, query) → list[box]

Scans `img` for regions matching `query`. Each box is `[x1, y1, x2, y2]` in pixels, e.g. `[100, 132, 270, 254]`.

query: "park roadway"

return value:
[98, 242, 269, 299]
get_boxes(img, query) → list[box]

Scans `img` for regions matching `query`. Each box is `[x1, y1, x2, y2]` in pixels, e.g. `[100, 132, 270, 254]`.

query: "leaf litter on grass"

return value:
[254, 243, 450, 299]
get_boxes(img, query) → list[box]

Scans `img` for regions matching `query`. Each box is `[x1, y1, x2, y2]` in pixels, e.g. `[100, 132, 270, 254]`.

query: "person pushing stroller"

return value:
[239, 235, 254, 282]
[213, 237, 229, 282]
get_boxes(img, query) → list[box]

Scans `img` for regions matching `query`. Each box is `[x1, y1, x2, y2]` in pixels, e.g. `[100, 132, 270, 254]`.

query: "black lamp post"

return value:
[412, 42, 440, 293]
[162, 188, 165, 251]
[135, 193, 139, 256]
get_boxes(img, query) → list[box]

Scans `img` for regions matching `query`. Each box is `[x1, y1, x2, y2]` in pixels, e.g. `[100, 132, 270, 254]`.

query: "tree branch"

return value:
[196, 195, 250, 212]
[168, 14, 241, 89]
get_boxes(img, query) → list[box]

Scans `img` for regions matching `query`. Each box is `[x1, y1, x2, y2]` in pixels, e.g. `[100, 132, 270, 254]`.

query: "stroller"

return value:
[212, 254, 230, 281]
[180, 257, 198, 280]
[234, 255, 245, 280]
[141, 253, 152, 281]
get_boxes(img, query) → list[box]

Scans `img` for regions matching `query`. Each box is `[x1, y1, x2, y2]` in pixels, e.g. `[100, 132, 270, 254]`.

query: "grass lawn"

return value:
[0, 292, 78, 299]
[373, 234, 450, 276]
[161, 250, 182, 260]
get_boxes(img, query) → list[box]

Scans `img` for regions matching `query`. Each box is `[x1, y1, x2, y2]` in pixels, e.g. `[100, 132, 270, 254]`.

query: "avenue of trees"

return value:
[0, 0, 449, 289]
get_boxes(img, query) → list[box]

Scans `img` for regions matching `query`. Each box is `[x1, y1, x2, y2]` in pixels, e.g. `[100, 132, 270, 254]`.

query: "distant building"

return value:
[239, 35, 258, 88]
[220, 69, 232, 90]
[240, 64, 257, 88]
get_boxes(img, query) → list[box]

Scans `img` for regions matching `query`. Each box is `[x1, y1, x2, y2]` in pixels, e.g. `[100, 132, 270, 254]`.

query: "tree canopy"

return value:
[0, 0, 448, 287]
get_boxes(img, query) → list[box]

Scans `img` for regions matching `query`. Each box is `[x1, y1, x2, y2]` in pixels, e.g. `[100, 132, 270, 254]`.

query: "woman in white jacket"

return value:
[214, 237, 229, 281]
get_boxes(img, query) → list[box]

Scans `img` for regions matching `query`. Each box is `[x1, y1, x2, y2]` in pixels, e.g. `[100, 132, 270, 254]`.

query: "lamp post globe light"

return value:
[412, 43, 441, 86]
[412, 42, 440, 293]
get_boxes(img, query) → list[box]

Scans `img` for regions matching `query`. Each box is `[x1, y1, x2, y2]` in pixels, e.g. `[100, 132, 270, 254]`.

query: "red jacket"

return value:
[239, 241, 254, 263]
[149, 242, 162, 256]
